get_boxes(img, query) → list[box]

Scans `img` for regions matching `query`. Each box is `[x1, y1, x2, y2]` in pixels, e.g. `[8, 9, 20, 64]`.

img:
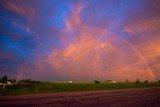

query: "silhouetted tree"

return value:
[19, 78, 32, 83]
[144, 80, 149, 83]
[125, 78, 130, 83]
[1, 75, 8, 83]
[136, 79, 140, 83]
[10, 79, 16, 83]
[158, 80, 160, 83]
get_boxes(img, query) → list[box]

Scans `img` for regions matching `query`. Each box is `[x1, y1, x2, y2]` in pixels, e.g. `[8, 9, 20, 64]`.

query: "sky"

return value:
[0, 0, 160, 81]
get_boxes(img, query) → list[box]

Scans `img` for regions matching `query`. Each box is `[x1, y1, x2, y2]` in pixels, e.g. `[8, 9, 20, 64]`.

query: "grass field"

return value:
[0, 82, 160, 95]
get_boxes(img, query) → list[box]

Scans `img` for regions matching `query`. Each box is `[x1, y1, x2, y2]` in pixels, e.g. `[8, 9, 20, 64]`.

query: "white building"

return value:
[68, 81, 73, 83]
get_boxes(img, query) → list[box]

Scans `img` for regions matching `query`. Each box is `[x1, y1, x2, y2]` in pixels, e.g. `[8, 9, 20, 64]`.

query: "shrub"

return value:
[144, 80, 149, 83]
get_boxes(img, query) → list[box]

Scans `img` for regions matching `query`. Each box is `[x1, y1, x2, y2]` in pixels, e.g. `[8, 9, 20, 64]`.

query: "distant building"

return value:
[68, 81, 73, 83]
[7, 81, 12, 85]
[107, 80, 117, 83]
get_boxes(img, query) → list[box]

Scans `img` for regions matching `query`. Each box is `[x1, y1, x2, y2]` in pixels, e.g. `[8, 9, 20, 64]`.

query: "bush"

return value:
[158, 80, 160, 83]
[144, 80, 149, 83]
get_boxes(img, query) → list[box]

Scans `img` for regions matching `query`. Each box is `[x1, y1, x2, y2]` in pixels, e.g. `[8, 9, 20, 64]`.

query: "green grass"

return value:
[0, 82, 160, 95]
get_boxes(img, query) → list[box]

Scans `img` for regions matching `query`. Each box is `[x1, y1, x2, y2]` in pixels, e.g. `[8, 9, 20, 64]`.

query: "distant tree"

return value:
[136, 79, 140, 83]
[10, 79, 16, 83]
[19, 78, 32, 83]
[0, 77, 2, 83]
[1, 75, 8, 83]
[144, 80, 149, 83]
[158, 80, 160, 83]
[25, 79, 30, 83]
[125, 78, 130, 83]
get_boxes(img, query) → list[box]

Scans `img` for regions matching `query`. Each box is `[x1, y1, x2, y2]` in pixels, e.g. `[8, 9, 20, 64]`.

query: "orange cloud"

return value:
[43, 4, 157, 81]
[48, 25, 155, 81]
[123, 17, 160, 33]
[123, 18, 160, 80]
[65, 4, 85, 31]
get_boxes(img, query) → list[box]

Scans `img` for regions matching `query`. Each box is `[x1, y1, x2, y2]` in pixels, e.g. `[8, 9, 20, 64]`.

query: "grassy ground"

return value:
[0, 82, 160, 95]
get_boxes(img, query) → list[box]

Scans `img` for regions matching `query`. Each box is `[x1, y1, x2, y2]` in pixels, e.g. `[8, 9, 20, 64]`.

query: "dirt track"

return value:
[0, 87, 160, 107]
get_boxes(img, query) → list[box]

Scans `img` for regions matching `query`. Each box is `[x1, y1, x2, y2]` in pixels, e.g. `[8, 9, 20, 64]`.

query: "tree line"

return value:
[0, 75, 41, 84]
[0, 75, 16, 83]
[0, 75, 160, 84]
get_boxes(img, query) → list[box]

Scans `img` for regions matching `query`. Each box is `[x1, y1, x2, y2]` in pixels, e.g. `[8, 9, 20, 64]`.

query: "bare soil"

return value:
[0, 87, 160, 107]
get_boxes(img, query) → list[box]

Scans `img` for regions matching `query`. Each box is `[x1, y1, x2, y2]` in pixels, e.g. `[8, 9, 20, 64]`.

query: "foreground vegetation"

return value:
[1, 82, 160, 95]
[0, 75, 160, 95]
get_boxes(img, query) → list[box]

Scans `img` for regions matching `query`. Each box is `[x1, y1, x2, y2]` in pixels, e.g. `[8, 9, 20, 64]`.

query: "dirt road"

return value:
[0, 87, 160, 107]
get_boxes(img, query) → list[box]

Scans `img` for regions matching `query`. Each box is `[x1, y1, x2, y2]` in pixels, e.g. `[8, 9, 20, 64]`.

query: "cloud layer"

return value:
[0, 0, 160, 81]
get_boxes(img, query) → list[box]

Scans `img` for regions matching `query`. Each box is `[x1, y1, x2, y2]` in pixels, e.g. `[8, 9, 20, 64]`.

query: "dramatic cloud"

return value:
[0, 0, 159, 81]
